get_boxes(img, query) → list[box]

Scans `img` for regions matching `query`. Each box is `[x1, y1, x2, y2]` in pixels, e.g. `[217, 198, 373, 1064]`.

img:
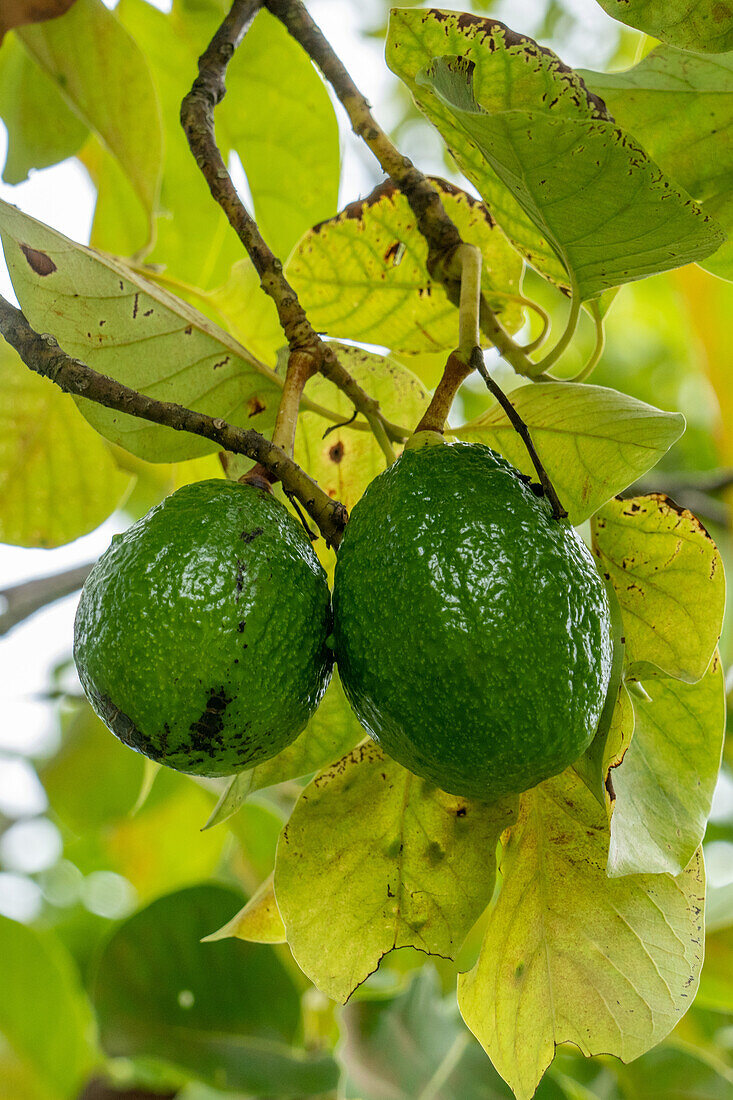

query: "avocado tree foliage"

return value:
[0, 1, 731, 1099]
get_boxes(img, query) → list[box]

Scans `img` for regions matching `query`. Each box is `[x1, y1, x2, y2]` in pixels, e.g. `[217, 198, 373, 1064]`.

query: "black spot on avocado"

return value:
[189, 687, 232, 749]
[329, 441, 345, 463]
[240, 527, 264, 543]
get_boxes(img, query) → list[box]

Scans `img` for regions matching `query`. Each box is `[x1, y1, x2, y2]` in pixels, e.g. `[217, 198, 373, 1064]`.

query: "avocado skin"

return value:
[74, 479, 333, 777]
[333, 443, 612, 800]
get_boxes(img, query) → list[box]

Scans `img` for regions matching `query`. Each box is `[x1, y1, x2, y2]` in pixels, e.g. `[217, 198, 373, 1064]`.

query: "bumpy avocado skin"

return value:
[74, 480, 333, 776]
[333, 443, 612, 801]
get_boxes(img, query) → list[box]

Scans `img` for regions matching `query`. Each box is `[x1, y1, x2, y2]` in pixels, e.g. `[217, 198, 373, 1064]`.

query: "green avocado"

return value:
[74, 479, 333, 777]
[333, 442, 612, 801]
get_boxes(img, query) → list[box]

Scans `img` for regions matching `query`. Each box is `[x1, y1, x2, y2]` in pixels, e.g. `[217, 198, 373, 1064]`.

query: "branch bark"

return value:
[0, 563, 94, 636]
[0, 295, 347, 546]
[264, 0, 535, 377]
[179, 0, 400, 450]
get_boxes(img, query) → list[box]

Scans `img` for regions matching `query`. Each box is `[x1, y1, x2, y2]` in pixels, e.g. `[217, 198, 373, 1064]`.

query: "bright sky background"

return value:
[4, 0, 732, 920]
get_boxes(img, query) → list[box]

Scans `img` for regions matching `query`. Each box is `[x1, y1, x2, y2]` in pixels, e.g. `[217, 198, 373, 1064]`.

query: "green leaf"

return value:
[699, 191, 733, 280]
[593, 0, 733, 54]
[615, 1041, 733, 1099]
[386, 11, 724, 298]
[204, 873, 287, 945]
[0, 32, 88, 183]
[287, 178, 523, 353]
[206, 259, 284, 367]
[109, 0, 339, 276]
[274, 741, 517, 1004]
[0, 342, 130, 547]
[458, 769, 705, 1100]
[453, 382, 684, 525]
[607, 658, 726, 876]
[341, 967, 520, 1100]
[220, 8, 340, 261]
[580, 47, 733, 283]
[422, 55, 723, 300]
[204, 671, 364, 829]
[101, 0, 239, 281]
[580, 48, 733, 206]
[92, 884, 338, 1096]
[17, 0, 162, 236]
[42, 700, 145, 832]
[591, 494, 725, 682]
[295, 344, 429, 511]
[102, 778, 227, 903]
[0, 916, 96, 1099]
[0, 200, 282, 462]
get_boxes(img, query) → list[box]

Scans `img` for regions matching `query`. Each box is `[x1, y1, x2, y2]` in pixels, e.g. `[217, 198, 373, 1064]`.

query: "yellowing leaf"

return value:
[0, 200, 282, 462]
[608, 659, 726, 876]
[296, 344, 428, 512]
[0, 342, 130, 546]
[458, 770, 705, 1100]
[591, 494, 725, 683]
[205, 873, 286, 945]
[454, 382, 685, 525]
[0, 0, 75, 41]
[287, 178, 523, 353]
[574, 681, 634, 813]
[274, 740, 517, 1003]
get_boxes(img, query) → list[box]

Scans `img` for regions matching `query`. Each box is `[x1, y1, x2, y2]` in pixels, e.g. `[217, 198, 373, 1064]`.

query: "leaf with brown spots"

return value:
[295, 344, 429, 516]
[387, 10, 724, 297]
[274, 740, 516, 1003]
[0, 200, 284, 462]
[458, 768, 705, 1100]
[591, 494, 725, 682]
[287, 177, 523, 353]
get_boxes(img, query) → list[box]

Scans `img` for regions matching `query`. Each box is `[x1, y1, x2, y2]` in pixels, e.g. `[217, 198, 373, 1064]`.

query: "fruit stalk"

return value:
[470, 346, 568, 520]
[179, 0, 402, 453]
[415, 244, 482, 434]
[0, 294, 348, 545]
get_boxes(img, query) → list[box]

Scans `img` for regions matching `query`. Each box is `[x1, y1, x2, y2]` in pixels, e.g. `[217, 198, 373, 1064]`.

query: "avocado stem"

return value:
[471, 346, 568, 521]
[415, 351, 473, 434]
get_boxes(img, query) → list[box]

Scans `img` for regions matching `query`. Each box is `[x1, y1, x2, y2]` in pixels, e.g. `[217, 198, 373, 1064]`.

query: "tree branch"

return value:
[264, 0, 535, 377]
[0, 295, 347, 546]
[0, 563, 94, 636]
[179, 0, 400, 448]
